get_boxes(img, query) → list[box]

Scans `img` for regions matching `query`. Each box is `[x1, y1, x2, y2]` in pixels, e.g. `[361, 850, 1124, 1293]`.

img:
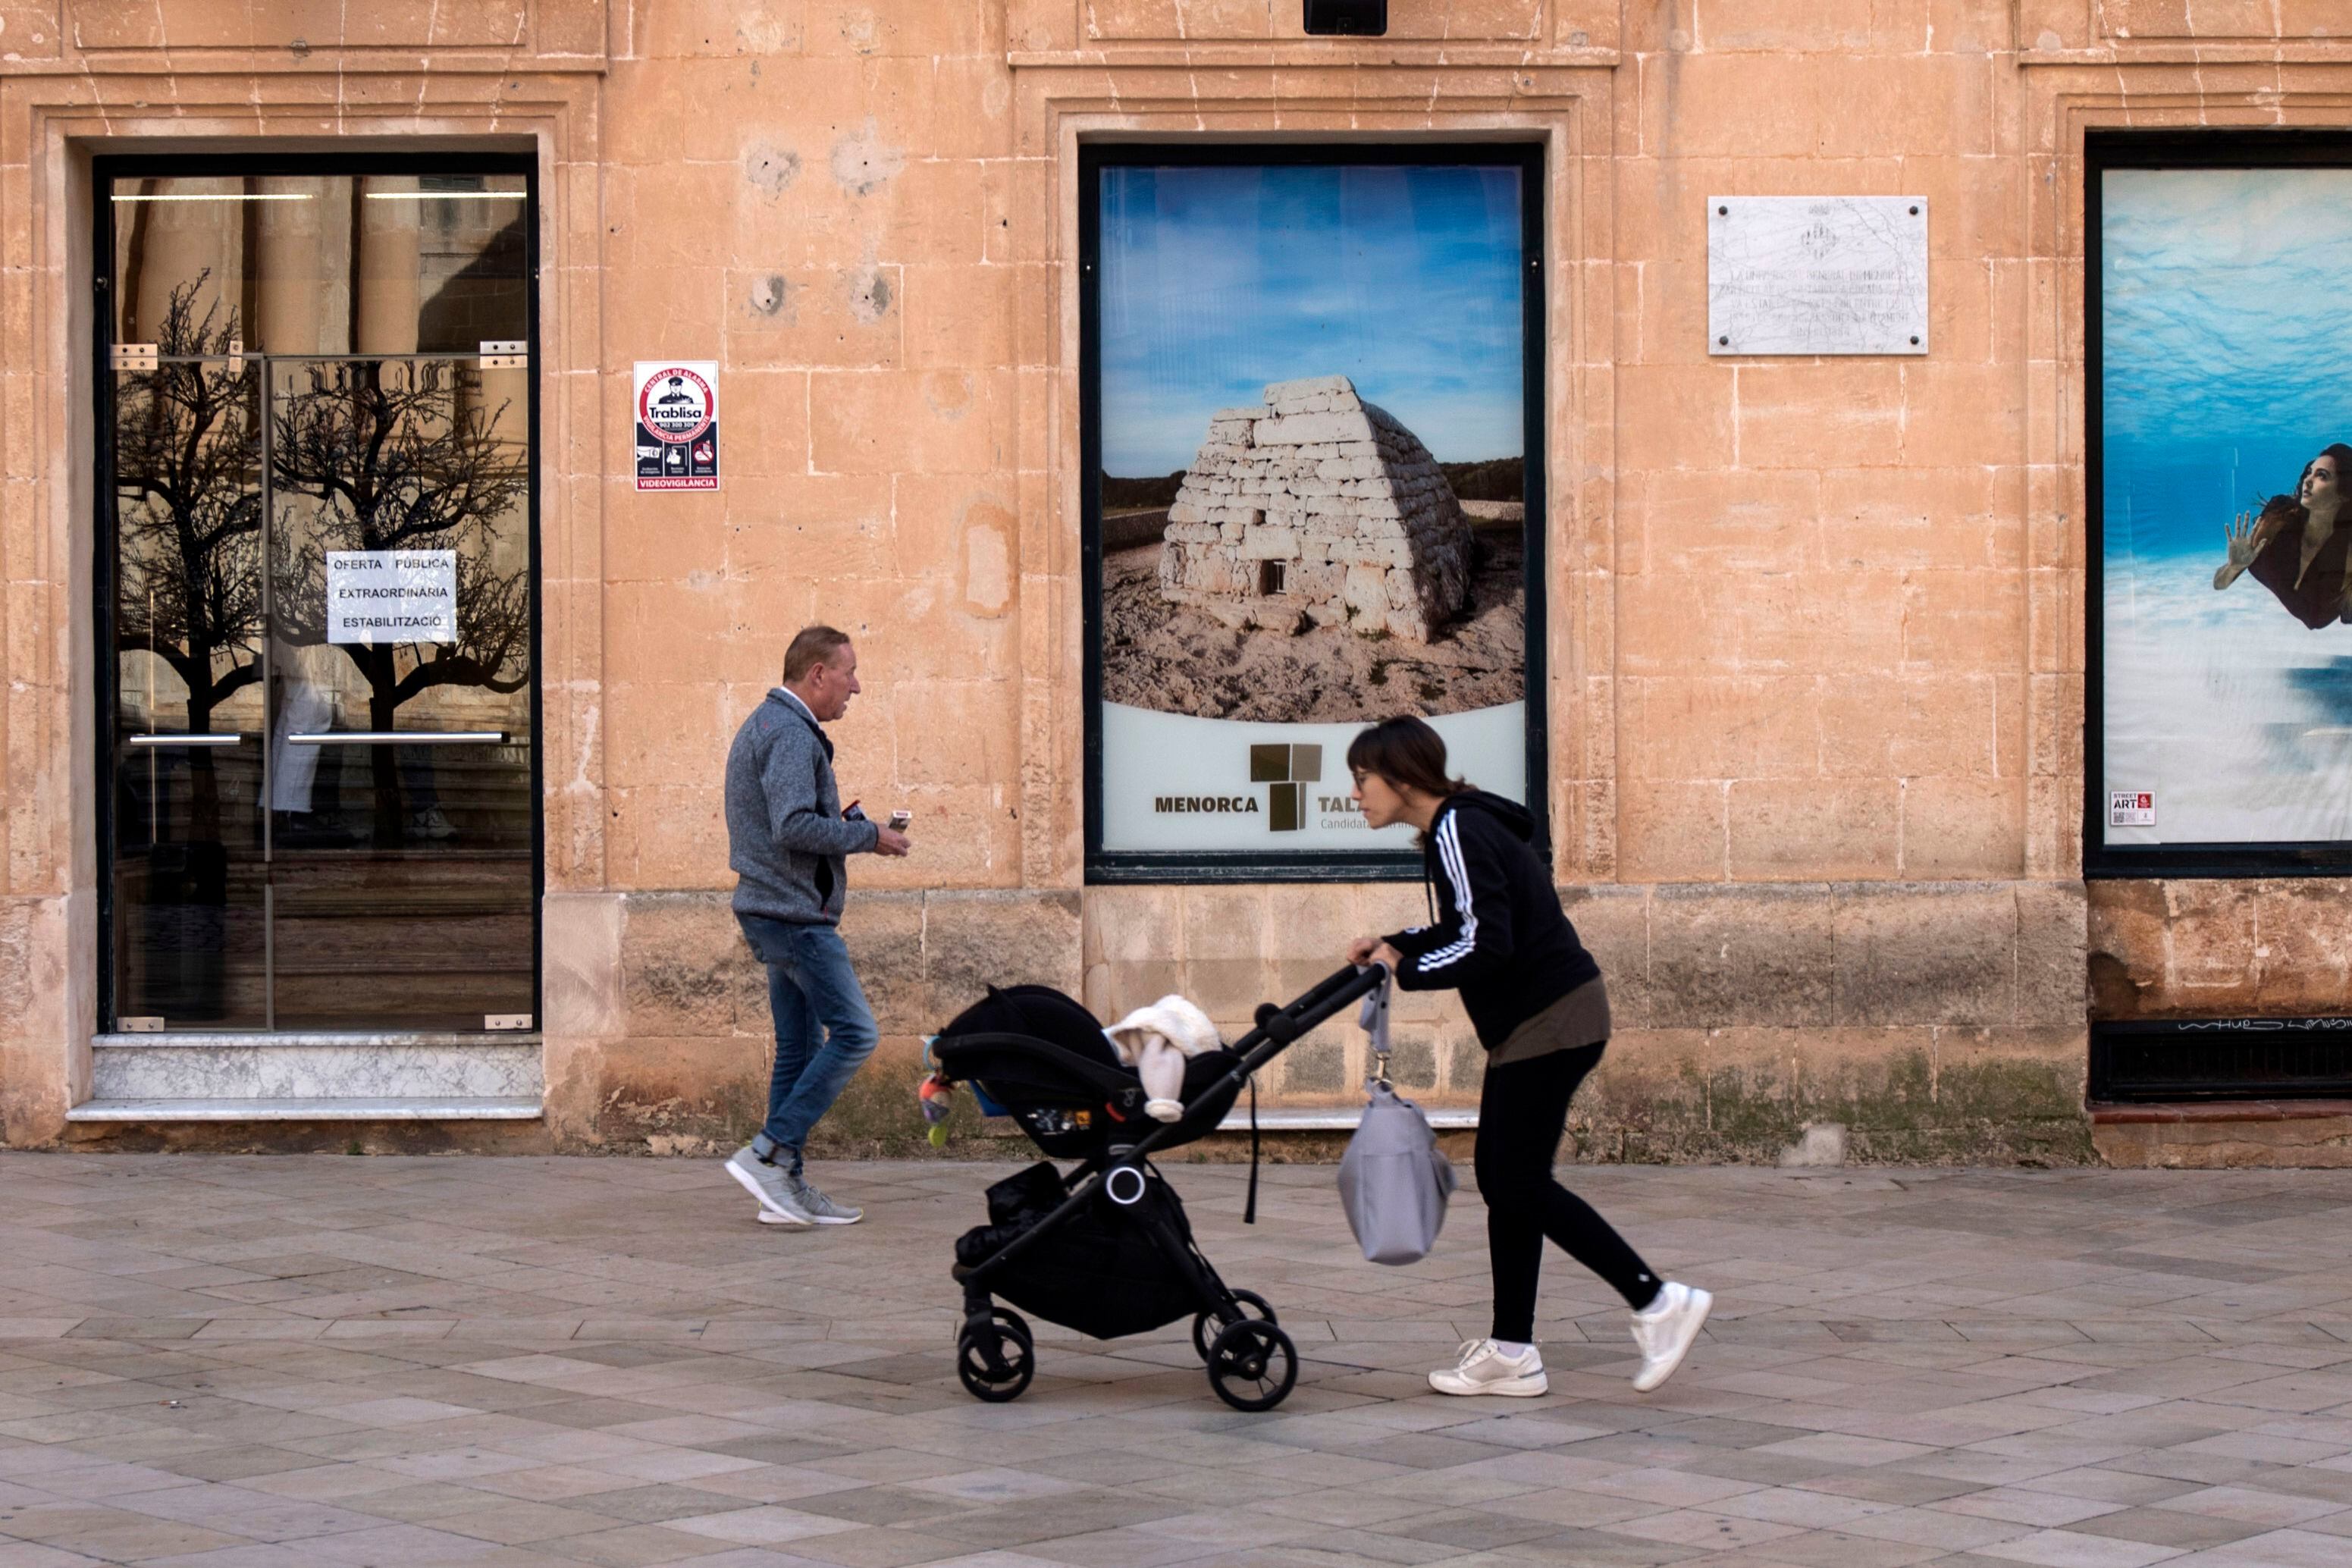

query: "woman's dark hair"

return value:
[2259, 443, 2352, 528]
[1347, 716, 1471, 801]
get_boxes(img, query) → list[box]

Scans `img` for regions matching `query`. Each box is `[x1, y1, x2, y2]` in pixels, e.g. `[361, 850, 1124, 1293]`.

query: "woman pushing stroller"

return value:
[1345, 717, 1712, 1398]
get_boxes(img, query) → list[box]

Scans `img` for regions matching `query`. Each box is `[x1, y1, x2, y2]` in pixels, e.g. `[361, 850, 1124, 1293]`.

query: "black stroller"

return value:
[930, 963, 1388, 1412]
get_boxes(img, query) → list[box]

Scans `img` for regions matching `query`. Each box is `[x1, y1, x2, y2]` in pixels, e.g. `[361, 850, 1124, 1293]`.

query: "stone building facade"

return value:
[1, 2, 2347, 1167]
[1159, 376, 1472, 641]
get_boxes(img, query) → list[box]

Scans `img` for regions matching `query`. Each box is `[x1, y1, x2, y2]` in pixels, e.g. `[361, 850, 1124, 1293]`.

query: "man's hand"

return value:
[875, 827, 912, 858]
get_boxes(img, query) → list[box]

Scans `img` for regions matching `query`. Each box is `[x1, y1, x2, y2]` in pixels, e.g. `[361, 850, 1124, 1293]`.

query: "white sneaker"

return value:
[1428, 1339, 1547, 1397]
[1629, 1282, 1711, 1392]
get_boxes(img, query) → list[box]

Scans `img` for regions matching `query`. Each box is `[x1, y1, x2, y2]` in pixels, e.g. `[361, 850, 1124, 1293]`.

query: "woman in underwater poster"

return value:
[2099, 159, 2352, 853]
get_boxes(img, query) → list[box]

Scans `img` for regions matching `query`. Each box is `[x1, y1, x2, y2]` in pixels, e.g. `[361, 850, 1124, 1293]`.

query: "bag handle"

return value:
[1358, 964, 1393, 1088]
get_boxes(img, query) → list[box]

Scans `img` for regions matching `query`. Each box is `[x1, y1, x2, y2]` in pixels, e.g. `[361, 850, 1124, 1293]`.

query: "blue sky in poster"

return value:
[2103, 167, 2352, 565]
[1097, 164, 1524, 476]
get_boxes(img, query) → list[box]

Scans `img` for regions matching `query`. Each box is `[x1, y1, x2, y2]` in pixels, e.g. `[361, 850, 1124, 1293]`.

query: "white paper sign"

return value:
[1708, 196, 1929, 356]
[327, 550, 456, 644]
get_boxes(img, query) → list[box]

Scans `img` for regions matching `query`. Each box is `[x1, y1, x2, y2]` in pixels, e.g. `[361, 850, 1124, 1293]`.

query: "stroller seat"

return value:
[932, 985, 1247, 1158]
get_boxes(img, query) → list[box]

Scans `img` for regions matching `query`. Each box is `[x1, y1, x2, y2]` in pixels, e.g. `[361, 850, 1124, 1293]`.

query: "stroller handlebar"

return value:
[1228, 961, 1387, 1075]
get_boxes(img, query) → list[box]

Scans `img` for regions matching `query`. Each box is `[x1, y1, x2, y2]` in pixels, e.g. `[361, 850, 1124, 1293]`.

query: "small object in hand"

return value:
[889, 809, 911, 831]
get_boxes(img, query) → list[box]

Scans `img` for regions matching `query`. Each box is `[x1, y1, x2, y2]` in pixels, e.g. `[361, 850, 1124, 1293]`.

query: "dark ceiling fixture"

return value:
[1303, 1, 1387, 36]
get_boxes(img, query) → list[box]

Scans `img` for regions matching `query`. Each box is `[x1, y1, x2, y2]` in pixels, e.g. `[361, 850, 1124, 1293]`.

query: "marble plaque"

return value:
[1708, 196, 1928, 356]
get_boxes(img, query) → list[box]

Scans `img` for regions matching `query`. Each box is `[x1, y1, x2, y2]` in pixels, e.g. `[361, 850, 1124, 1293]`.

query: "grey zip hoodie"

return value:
[726, 689, 879, 924]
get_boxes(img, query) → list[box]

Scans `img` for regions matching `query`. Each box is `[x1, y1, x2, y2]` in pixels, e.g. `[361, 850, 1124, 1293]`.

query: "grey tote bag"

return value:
[1337, 1079, 1457, 1266]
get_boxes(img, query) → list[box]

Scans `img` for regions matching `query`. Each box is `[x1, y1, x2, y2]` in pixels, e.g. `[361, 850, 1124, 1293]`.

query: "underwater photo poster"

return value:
[2098, 161, 2352, 857]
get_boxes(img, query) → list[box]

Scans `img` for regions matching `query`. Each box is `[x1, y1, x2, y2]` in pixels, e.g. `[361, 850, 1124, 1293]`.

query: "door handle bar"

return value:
[127, 734, 242, 748]
[287, 731, 508, 745]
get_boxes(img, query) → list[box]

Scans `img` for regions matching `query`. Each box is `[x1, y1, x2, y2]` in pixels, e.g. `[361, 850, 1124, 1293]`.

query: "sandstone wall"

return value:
[4, 2, 2339, 1158]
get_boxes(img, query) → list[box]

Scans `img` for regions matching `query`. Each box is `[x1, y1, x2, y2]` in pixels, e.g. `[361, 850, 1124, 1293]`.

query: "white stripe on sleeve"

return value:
[1413, 814, 1480, 973]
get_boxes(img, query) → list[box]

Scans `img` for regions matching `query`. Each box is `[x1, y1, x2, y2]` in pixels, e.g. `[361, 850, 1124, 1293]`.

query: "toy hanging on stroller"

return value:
[927, 963, 1388, 1411]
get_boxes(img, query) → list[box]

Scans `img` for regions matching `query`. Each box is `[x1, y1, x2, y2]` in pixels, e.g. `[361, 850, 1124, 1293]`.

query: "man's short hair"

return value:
[782, 625, 853, 684]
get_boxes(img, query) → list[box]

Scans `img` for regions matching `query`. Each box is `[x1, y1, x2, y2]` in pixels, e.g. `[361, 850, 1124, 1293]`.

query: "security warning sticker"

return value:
[2109, 791, 2157, 828]
[634, 361, 720, 491]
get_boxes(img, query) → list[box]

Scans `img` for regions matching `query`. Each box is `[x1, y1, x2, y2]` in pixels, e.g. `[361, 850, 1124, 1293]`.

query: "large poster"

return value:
[1091, 155, 1535, 858]
[2100, 165, 2352, 853]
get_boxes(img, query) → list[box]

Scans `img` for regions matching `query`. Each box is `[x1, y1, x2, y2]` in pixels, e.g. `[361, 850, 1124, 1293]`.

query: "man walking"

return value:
[723, 626, 911, 1226]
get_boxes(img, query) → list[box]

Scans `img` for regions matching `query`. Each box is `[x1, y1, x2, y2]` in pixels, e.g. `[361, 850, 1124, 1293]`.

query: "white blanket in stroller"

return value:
[1103, 995, 1221, 1123]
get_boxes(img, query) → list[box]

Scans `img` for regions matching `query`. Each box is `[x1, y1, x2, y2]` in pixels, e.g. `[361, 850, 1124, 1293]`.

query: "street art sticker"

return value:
[633, 361, 720, 491]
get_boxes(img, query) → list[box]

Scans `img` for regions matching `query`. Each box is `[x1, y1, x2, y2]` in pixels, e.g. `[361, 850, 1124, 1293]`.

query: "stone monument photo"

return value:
[1090, 153, 1536, 856]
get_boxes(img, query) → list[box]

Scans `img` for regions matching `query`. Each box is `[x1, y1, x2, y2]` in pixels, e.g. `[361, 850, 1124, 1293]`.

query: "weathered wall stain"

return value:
[830, 117, 902, 196]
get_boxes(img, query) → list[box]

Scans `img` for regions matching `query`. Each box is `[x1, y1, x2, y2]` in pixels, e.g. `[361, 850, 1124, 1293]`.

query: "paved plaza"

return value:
[3, 1156, 2352, 1568]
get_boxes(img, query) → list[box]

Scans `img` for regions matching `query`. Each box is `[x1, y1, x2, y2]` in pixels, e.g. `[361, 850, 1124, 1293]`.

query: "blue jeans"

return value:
[738, 916, 878, 1175]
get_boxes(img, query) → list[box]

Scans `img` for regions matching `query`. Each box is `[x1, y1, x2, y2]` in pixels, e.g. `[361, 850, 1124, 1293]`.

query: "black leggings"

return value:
[1476, 1045, 1661, 1343]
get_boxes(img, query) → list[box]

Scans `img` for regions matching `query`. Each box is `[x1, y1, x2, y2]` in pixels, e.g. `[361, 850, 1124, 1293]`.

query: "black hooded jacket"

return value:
[1380, 791, 1601, 1049]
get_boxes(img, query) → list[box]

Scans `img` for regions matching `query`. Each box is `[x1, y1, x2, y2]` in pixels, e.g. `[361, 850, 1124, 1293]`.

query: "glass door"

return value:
[101, 161, 538, 1033]
[108, 352, 268, 1027]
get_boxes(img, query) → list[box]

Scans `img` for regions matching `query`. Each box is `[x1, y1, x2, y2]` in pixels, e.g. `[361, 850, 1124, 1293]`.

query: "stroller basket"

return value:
[931, 962, 1390, 1413]
[957, 1162, 1197, 1341]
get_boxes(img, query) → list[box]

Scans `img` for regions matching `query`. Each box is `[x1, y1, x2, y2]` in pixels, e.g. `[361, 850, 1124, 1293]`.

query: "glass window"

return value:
[101, 158, 538, 1033]
[2090, 136, 2352, 874]
[1084, 147, 1545, 877]
[111, 172, 528, 356]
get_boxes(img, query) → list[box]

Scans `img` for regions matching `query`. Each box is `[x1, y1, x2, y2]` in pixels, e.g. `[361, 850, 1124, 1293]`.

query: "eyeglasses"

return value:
[1350, 768, 1372, 787]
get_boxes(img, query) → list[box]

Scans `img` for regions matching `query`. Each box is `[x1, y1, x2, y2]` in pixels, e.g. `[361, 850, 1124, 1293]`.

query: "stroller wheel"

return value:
[1191, 1289, 1277, 1363]
[956, 1312, 1035, 1403]
[1206, 1318, 1297, 1413]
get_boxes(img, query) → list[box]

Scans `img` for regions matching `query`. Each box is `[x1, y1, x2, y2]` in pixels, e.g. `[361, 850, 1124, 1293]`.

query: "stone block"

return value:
[621, 893, 748, 1039]
[2088, 879, 2168, 1018]
[1385, 1032, 1438, 1092]
[839, 892, 930, 1033]
[1240, 525, 1300, 560]
[1282, 1037, 1348, 1094]
[1446, 1037, 1487, 1096]
[924, 892, 1083, 1019]
[2015, 881, 2088, 1027]
[2246, 880, 2352, 1011]
[1833, 884, 2018, 1027]
[1649, 884, 1835, 1029]
[544, 892, 625, 1040]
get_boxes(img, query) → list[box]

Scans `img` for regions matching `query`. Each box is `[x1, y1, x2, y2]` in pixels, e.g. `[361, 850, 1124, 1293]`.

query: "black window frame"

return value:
[2084, 129, 2352, 880]
[91, 149, 544, 1030]
[1080, 140, 1550, 884]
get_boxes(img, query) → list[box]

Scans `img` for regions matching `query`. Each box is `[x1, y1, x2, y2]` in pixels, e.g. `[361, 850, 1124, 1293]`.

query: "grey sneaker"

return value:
[726, 1146, 811, 1225]
[787, 1174, 863, 1226]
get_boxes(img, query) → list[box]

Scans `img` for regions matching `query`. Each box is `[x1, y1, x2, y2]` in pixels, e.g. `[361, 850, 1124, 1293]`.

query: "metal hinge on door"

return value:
[111, 343, 158, 372]
[478, 340, 527, 369]
[485, 1014, 533, 1031]
[119, 1016, 165, 1032]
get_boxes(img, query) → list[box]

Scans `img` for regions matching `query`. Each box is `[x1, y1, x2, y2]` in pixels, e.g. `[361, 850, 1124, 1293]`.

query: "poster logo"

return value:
[2109, 791, 2156, 828]
[633, 362, 720, 491]
[1250, 744, 1322, 833]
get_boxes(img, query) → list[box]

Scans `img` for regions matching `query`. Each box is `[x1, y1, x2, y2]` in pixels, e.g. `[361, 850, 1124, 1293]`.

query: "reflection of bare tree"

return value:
[112, 277, 261, 839]
[270, 359, 528, 841]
